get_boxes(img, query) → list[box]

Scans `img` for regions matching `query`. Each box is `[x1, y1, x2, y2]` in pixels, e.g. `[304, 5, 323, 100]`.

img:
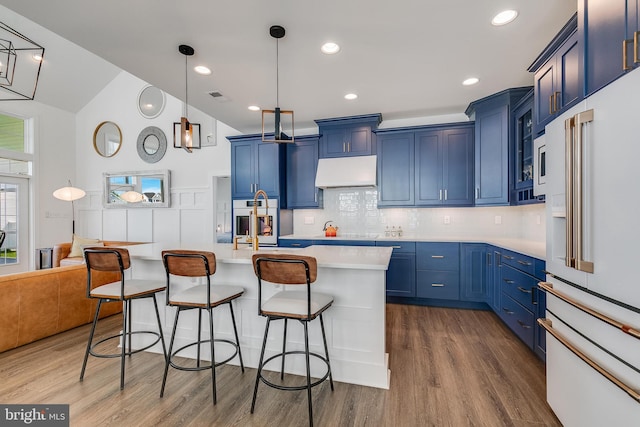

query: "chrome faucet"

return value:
[250, 189, 269, 250]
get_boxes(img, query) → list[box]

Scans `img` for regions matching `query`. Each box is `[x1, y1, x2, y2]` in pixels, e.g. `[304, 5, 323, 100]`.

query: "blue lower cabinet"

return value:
[460, 243, 488, 302]
[278, 239, 313, 248]
[416, 270, 460, 300]
[376, 241, 416, 298]
[500, 293, 535, 348]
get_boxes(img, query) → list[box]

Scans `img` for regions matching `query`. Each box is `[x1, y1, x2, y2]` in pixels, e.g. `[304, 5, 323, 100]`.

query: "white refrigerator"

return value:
[543, 66, 640, 425]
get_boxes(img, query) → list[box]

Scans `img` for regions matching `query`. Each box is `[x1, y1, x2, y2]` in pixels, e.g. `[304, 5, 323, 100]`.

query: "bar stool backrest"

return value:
[85, 247, 130, 272]
[162, 250, 216, 277]
[251, 254, 317, 285]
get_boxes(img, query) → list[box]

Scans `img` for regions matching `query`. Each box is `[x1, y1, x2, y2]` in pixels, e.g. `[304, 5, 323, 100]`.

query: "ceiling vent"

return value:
[208, 90, 229, 102]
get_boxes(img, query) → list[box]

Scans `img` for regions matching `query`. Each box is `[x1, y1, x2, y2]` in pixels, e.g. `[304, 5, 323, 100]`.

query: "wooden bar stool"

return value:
[160, 250, 244, 405]
[251, 254, 334, 427]
[80, 247, 167, 390]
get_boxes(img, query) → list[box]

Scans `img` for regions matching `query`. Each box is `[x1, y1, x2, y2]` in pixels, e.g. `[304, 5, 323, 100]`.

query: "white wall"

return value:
[73, 71, 241, 244]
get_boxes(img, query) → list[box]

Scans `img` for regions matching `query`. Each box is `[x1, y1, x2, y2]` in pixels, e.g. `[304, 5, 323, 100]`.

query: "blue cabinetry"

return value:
[580, 0, 637, 97]
[315, 114, 381, 158]
[376, 241, 416, 298]
[529, 15, 580, 136]
[376, 131, 414, 206]
[460, 243, 488, 302]
[466, 88, 531, 206]
[498, 249, 546, 361]
[415, 125, 474, 207]
[416, 242, 460, 300]
[512, 90, 541, 205]
[228, 134, 286, 201]
[286, 135, 322, 209]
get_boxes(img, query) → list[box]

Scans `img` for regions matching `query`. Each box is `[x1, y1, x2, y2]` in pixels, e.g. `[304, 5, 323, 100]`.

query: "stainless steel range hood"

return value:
[314, 155, 377, 188]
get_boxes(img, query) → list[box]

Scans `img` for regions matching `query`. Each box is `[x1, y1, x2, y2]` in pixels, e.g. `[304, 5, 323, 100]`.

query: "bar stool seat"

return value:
[80, 247, 167, 391]
[251, 253, 334, 427]
[160, 250, 244, 405]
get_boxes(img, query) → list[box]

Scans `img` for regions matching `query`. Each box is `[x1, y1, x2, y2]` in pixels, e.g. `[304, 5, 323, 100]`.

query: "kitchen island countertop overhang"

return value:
[124, 243, 393, 389]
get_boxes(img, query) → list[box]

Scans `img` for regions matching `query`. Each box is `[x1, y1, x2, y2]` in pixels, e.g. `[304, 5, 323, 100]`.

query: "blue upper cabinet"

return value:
[466, 88, 531, 206]
[415, 124, 474, 207]
[511, 90, 541, 205]
[228, 134, 286, 202]
[528, 14, 581, 136]
[315, 114, 382, 158]
[580, 0, 638, 97]
[286, 135, 322, 209]
[376, 131, 415, 206]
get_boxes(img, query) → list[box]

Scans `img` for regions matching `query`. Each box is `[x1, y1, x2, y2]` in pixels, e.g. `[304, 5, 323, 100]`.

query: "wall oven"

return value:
[232, 199, 278, 246]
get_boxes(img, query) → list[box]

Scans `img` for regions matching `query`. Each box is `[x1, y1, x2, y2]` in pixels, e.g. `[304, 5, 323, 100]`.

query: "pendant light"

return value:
[53, 180, 86, 234]
[173, 44, 201, 152]
[262, 25, 294, 143]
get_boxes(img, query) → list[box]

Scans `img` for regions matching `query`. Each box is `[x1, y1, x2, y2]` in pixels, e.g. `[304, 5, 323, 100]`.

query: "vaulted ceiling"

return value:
[0, 1, 576, 133]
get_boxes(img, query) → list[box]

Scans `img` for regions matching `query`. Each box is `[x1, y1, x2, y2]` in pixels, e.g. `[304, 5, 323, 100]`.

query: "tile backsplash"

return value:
[291, 188, 545, 242]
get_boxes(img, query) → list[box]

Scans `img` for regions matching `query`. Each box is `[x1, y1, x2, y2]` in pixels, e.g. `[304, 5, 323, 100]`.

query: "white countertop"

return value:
[279, 234, 546, 260]
[125, 242, 393, 271]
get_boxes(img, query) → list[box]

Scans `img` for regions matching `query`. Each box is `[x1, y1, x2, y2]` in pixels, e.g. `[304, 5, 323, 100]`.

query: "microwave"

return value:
[232, 199, 278, 246]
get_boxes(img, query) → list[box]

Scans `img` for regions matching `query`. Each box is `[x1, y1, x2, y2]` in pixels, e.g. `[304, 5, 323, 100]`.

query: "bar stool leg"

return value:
[303, 320, 313, 427]
[127, 300, 133, 358]
[208, 306, 217, 405]
[160, 307, 181, 397]
[228, 302, 244, 372]
[281, 318, 288, 380]
[151, 295, 168, 361]
[120, 299, 129, 390]
[80, 299, 103, 381]
[197, 308, 203, 367]
[251, 317, 271, 413]
[319, 314, 334, 390]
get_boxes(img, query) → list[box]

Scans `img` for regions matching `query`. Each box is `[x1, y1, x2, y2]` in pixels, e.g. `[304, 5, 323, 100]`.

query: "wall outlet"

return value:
[443, 215, 451, 224]
[304, 216, 315, 225]
[494, 215, 502, 225]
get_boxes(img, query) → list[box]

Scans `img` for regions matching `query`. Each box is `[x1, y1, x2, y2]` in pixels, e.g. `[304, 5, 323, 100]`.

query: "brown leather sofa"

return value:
[0, 264, 122, 353]
[52, 241, 143, 267]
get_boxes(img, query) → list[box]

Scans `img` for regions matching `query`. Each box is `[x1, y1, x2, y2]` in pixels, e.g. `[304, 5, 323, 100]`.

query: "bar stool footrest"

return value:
[169, 338, 240, 372]
[89, 330, 162, 359]
[259, 350, 331, 391]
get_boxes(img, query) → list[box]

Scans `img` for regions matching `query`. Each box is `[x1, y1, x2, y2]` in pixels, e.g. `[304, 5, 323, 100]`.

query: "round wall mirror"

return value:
[137, 126, 167, 163]
[93, 121, 122, 157]
[137, 85, 166, 119]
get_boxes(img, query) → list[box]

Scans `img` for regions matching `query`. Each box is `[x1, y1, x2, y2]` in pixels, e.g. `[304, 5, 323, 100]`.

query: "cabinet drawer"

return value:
[500, 249, 536, 277]
[416, 243, 459, 271]
[416, 270, 460, 300]
[278, 239, 313, 248]
[501, 264, 538, 311]
[375, 241, 415, 253]
[499, 293, 534, 349]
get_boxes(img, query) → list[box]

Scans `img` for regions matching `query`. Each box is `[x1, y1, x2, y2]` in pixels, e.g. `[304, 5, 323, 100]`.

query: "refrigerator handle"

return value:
[565, 110, 595, 274]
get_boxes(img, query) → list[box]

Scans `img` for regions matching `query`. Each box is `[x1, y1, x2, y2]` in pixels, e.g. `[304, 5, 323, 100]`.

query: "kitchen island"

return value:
[125, 243, 393, 389]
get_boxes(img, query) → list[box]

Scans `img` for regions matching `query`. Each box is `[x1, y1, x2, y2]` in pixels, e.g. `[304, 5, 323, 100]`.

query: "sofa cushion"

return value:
[69, 235, 101, 258]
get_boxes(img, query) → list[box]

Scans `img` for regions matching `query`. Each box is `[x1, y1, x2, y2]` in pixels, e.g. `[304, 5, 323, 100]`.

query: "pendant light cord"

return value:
[276, 38, 279, 108]
[184, 54, 188, 118]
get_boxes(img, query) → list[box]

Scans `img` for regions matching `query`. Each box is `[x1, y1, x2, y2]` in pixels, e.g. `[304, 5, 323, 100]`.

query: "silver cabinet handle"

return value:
[347, 142, 351, 152]
[517, 260, 532, 266]
[476, 187, 479, 199]
[517, 286, 532, 294]
[503, 279, 515, 284]
[291, 243, 301, 247]
[439, 189, 442, 200]
[502, 308, 514, 315]
[431, 255, 444, 259]
[431, 283, 445, 287]
[517, 320, 531, 329]
[444, 189, 447, 200]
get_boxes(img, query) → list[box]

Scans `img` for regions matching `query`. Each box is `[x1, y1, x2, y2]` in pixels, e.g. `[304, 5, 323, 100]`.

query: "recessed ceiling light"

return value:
[462, 77, 479, 86]
[491, 10, 518, 26]
[344, 93, 358, 100]
[321, 42, 341, 54]
[248, 105, 260, 111]
[194, 65, 211, 75]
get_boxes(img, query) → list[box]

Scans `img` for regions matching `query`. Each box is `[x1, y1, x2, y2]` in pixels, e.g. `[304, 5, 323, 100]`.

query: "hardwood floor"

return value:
[0, 304, 561, 426]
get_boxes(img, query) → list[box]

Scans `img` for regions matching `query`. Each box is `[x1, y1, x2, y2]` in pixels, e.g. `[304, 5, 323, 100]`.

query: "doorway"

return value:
[0, 175, 29, 273]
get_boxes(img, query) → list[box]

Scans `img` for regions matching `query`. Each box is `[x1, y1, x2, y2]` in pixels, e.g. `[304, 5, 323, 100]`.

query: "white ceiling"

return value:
[0, 0, 577, 133]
